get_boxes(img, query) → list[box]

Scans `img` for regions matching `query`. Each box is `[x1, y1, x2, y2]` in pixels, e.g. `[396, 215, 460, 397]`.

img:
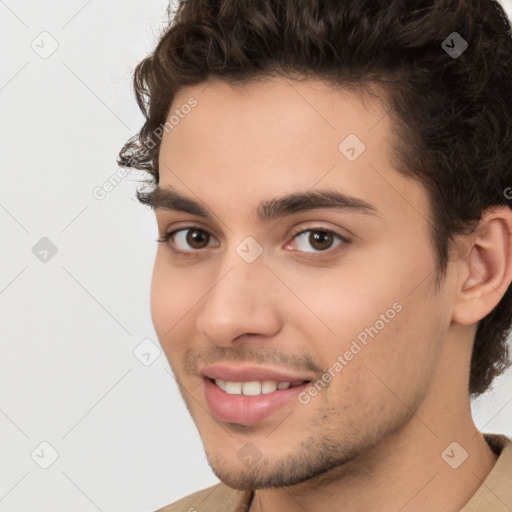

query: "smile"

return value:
[213, 379, 307, 395]
[201, 364, 314, 425]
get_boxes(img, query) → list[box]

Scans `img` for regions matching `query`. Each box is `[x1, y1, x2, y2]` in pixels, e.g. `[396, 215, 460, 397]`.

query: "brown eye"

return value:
[158, 227, 219, 254]
[186, 229, 210, 249]
[309, 231, 334, 250]
[291, 228, 347, 254]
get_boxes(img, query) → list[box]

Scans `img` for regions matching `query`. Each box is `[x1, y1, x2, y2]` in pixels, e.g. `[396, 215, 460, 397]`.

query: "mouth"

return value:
[210, 378, 307, 395]
[201, 364, 313, 426]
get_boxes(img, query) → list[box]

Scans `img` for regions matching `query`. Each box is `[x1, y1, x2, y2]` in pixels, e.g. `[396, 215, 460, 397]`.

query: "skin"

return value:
[149, 76, 512, 512]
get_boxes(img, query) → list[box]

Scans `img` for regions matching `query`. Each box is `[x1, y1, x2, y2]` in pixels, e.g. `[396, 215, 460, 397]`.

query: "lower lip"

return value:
[203, 378, 309, 426]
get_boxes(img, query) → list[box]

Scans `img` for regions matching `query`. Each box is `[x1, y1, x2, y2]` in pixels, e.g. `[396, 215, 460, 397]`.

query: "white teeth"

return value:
[242, 381, 261, 396]
[261, 380, 278, 394]
[214, 379, 294, 395]
[225, 381, 242, 394]
[214, 378, 226, 391]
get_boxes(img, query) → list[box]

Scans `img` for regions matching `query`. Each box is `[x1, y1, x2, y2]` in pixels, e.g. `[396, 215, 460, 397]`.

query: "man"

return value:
[118, 0, 512, 510]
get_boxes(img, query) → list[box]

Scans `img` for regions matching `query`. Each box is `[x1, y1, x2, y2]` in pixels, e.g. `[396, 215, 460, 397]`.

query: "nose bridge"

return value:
[196, 243, 280, 345]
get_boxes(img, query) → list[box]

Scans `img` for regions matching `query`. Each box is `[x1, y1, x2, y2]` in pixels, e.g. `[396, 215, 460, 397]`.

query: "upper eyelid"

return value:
[289, 225, 348, 239]
[164, 223, 348, 247]
[164, 223, 346, 237]
[156, 209, 355, 235]
[165, 224, 219, 242]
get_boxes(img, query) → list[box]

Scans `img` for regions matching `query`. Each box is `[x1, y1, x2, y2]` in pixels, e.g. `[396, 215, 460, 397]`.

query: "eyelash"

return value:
[157, 224, 350, 260]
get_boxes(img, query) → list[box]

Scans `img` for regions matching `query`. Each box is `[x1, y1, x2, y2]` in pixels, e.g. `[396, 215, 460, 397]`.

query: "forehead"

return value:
[158, 76, 429, 226]
[168, 77, 388, 149]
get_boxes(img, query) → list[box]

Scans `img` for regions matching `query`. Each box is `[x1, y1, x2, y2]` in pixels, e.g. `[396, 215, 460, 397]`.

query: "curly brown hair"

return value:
[118, 0, 512, 396]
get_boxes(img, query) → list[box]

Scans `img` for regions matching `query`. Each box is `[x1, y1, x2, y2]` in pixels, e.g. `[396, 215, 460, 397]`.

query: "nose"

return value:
[196, 254, 282, 347]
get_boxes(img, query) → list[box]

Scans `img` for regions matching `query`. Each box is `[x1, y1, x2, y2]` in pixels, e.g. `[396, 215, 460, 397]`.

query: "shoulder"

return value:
[155, 482, 253, 512]
[460, 433, 512, 512]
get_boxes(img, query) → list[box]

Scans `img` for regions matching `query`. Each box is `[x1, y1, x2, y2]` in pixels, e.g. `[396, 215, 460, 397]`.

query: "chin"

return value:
[205, 448, 354, 491]
[205, 453, 278, 490]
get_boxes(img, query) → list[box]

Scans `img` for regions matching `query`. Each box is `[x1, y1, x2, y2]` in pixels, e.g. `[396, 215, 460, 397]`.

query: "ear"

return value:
[452, 206, 512, 325]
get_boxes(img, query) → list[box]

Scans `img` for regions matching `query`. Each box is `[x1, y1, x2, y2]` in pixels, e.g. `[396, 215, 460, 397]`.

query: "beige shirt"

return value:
[157, 434, 511, 512]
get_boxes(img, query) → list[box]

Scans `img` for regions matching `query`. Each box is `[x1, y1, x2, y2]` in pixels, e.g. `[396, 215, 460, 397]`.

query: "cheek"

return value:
[283, 238, 443, 388]
[317, 237, 437, 344]
[319, 279, 445, 417]
[149, 254, 197, 354]
[274, 254, 406, 358]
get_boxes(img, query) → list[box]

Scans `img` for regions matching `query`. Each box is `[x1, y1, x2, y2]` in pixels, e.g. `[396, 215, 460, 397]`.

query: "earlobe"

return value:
[452, 206, 512, 326]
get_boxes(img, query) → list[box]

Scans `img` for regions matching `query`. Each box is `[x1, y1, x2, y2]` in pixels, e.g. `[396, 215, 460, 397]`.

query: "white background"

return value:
[1, 1, 511, 511]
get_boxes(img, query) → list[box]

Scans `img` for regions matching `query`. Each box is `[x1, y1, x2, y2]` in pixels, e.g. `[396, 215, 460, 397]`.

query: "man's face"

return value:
[150, 77, 456, 489]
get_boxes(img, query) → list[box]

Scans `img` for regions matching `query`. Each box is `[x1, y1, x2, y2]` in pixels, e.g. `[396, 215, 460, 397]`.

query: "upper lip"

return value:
[201, 363, 314, 383]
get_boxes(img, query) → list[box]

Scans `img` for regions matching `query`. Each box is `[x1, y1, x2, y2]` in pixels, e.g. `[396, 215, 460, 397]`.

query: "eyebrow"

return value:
[141, 185, 379, 220]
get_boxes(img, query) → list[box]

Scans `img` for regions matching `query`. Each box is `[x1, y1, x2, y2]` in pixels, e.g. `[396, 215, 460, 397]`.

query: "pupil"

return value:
[311, 231, 332, 250]
[187, 230, 208, 248]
